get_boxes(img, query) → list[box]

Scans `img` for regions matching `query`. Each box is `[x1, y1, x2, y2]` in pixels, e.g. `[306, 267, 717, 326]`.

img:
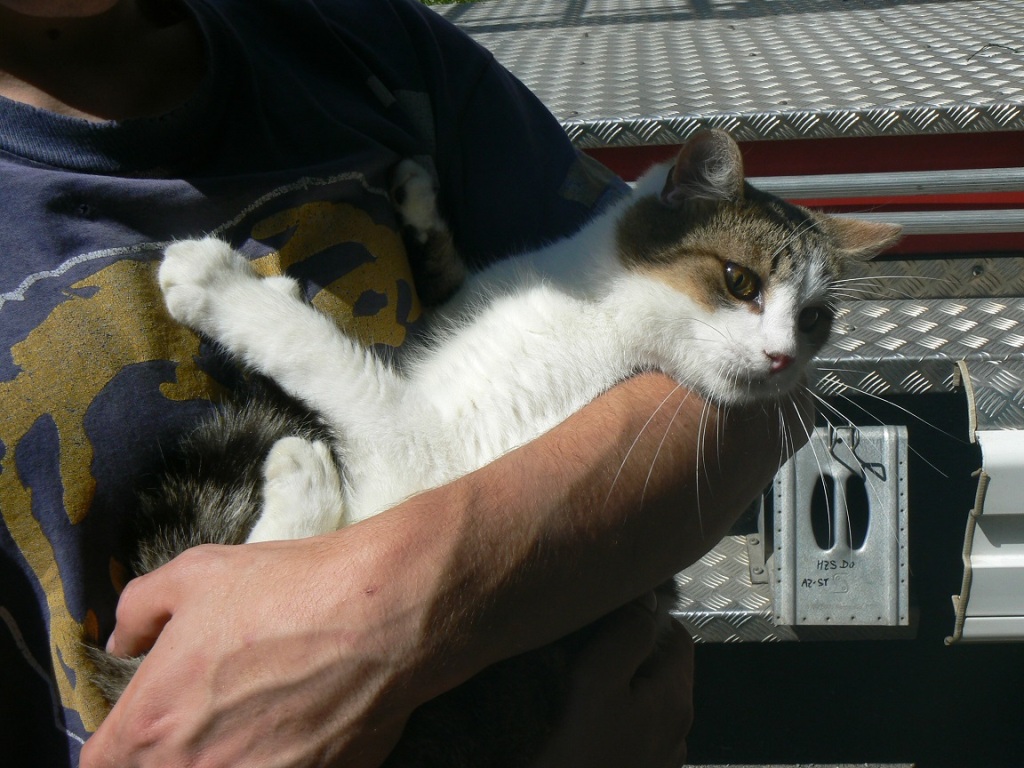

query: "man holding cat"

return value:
[0, 0, 804, 765]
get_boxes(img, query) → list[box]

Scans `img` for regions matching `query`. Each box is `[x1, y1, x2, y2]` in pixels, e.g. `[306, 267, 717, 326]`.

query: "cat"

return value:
[90, 129, 900, 766]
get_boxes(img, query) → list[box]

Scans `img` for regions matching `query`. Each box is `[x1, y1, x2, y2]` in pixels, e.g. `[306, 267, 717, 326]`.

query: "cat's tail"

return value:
[84, 644, 141, 706]
[87, 379, 343, 708]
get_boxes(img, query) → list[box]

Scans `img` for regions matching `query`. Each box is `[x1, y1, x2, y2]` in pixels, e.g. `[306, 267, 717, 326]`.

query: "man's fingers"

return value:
[106, 571, 176, 657]
[624, 618, 695, 715]
[103, 545, 221, 657]
[534, 604, 693, 768]
[632, 619, 695, 761]
[571, 594, 660, 687]
[635, 615, 693, 677]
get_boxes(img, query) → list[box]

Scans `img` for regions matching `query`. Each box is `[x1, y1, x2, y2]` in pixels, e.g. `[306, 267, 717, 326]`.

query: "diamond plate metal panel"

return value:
[436, 0, 1024, 146]
[811, 296, 1024, 429]
[434, 0, 1024, 638]
[673, 534, 786, 642]
[839, 257, 1024, 301]
[956, 357, 1024, 431]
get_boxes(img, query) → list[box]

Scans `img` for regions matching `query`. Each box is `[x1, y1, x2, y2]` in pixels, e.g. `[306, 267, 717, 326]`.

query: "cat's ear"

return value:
[661, 129, 745, 206]
[828, 216, 903, 261]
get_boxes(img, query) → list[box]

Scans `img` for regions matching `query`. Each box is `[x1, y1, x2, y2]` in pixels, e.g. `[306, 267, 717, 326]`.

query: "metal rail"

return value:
[752, 167, 1024, 200]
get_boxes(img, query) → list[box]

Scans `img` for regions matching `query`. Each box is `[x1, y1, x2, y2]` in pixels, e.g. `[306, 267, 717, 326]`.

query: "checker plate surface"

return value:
[434, 0, 1024, 641]
[673, 535, 785, 642]
[435, 0, 1024, 146]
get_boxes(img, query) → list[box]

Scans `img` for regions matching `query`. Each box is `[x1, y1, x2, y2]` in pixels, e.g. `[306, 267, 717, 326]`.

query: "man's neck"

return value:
[0, 0, 204, 122]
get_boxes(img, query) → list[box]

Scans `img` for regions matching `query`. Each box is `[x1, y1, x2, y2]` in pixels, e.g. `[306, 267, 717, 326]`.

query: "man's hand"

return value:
[533, 597, 694, 768]
[80, 514, 443, 768]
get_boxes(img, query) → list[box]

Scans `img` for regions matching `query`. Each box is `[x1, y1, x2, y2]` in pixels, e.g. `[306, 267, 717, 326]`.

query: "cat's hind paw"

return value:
[390, 160, 467, 306]
[249, 437, 346, 542]
[391, 159, 445, 244]
[159, 237, 257, 330]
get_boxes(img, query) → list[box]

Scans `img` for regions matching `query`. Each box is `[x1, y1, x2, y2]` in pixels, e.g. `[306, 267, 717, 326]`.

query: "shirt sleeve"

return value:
[439, 54, 627, 268]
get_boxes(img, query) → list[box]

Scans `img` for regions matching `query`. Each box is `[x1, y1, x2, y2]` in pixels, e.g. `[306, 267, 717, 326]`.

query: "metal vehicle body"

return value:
[432, 1, 1024, 764]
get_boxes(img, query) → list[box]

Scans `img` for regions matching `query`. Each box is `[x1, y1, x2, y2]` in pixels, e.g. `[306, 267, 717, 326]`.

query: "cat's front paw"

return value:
[391, 159, 444, 244]
[159, 237, 255, 329]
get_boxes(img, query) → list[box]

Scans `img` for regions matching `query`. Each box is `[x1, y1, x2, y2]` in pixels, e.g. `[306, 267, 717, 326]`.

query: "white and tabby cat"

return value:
[92, 130, 900, 767]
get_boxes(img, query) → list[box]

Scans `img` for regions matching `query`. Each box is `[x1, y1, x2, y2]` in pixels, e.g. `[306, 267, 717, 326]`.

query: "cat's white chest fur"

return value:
[158, 236, 625, 528]
[158, 130, 900, 542]
[159, 219, 708, 533]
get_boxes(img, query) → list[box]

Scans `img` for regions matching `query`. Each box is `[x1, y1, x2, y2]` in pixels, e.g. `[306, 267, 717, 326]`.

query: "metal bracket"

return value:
[746, 531, 768, 585]
[772, 426, 909, 627]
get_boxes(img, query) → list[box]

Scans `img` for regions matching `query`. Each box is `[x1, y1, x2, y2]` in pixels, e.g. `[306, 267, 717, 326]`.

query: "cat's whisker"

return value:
[638, 387, 693, 512]
[769, 218, 819, 263]
[791, 387, 842, 548]
[716, 398, 729, 478]
[830, 288, 882, 300]
[694, 396, 718, 539]
[778, 399, 792, 475]
[683, 316, 731, 343]
[817, 394, 900, 551]
[831, 276, 886, 285]
[833, 274, 955, 286]
[830, 282, 882, 292]
[816, 385, 953, 479]
[601, 382, 687, 514]
[831, 287, 907, 302]
[813, 375, 965, 446]
[830, 274, 957, 302]
[830, 284, 886, 297]
[811, 387, 909, 536]
[807, 388, 856, 428]
[815, 365, 872, 377]
[808, 390, 906, 548]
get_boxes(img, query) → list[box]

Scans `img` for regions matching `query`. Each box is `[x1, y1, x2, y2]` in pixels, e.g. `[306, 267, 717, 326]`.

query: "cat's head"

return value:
[617, 129, 901, 405]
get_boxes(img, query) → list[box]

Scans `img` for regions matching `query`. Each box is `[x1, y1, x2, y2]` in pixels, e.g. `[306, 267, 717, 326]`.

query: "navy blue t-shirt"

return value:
[0, 0, 624, 762]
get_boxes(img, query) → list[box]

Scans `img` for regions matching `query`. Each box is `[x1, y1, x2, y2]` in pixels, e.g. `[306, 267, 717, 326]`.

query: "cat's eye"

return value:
[799, 306, 825, 332]
[724, 262, 760, 302]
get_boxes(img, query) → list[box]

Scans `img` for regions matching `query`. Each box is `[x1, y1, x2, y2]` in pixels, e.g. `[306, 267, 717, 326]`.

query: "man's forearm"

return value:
[391, 372, 802, 700]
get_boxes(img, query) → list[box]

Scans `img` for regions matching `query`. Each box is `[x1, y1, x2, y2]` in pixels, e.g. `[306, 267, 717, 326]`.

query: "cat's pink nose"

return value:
[766, 352, 794, 373]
